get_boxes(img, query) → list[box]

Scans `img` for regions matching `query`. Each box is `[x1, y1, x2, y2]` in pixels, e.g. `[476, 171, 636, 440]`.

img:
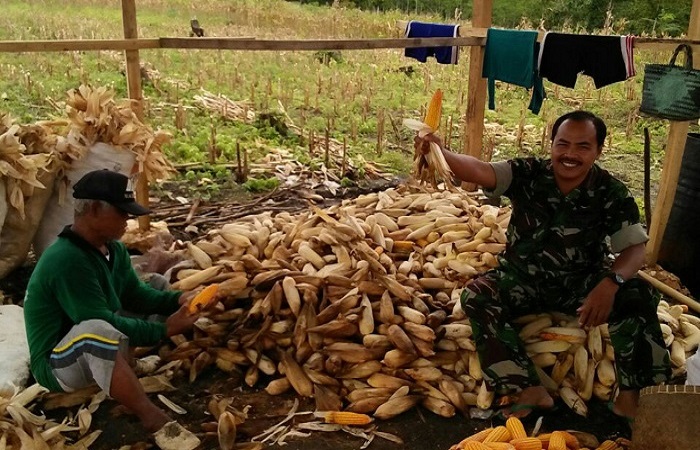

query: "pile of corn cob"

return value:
[2, 185, 697, 447]
[154, 184, 695, 422]
[163, 186, 503, 421]
[449, 416, 631, 449]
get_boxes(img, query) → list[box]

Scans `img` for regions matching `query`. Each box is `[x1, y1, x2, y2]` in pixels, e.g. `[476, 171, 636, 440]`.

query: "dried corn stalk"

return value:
[64, 85, 175, 182]
[0, 115, 59, 218]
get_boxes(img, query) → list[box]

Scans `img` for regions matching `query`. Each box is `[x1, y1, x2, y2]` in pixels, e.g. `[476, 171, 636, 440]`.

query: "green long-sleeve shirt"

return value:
[24, 227, 181, 392]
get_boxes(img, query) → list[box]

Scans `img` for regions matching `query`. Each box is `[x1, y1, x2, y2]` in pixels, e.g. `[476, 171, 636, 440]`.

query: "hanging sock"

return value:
[538, 32, 636, 89]
[404, 21, 460, 65]
[482, 28, 545, 114]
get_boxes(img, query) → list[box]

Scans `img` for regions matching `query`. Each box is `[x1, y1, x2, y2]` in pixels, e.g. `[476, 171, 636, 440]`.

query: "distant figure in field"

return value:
[190, 18, 205, 37]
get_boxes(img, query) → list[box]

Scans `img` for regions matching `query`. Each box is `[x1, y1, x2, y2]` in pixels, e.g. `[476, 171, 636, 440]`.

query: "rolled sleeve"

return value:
[610, 223, 648, 253]
[482, 161, 513, 198]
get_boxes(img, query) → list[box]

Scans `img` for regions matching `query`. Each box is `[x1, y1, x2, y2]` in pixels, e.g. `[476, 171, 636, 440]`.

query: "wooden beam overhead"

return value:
[0, 35, 697, 54]
[0, 39, 160, 52]
[159, 37, 484, 51]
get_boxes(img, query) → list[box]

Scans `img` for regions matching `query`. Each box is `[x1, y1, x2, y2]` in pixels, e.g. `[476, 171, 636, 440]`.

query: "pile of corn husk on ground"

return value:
[0, 383, 104, 449]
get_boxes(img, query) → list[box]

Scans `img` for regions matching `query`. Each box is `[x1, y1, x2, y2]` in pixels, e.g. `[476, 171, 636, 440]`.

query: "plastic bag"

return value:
[32, 142, 136, 256]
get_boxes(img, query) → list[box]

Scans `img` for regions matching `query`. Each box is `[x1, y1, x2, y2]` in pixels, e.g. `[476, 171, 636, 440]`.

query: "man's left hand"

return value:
[577, 280, 617, 328]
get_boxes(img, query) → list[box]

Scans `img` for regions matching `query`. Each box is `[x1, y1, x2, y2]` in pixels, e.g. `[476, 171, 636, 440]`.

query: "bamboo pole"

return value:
[646, 0, 700, 264]
[121, 0, 149, 231]
[638, 270, 700, 314]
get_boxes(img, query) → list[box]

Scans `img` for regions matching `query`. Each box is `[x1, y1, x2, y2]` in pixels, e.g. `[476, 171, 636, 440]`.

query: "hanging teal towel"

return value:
[482, 28, 545, 114]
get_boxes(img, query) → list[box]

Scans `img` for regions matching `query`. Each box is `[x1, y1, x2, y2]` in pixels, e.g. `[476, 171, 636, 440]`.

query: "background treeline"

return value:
[293, 0, 692, 35]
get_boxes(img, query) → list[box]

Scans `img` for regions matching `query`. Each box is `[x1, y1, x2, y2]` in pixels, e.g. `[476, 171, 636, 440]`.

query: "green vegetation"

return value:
[301, 0, 692, 36]
[243, 177, 281, 192]
[0, 0, 697, 200]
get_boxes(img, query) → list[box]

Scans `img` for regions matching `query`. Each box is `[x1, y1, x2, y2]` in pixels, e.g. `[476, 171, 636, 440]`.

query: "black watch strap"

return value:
[606, 271, 625, 286]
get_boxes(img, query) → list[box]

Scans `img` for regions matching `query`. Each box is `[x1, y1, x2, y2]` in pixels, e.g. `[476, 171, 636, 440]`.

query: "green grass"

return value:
[0, 0, 697, 198]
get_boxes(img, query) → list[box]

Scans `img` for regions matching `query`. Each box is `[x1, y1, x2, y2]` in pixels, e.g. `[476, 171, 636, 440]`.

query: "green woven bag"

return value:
[640, 44, 700, 121]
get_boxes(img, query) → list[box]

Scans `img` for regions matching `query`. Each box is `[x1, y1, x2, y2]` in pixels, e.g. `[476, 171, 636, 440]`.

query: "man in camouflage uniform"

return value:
[418, 110, 670, 419]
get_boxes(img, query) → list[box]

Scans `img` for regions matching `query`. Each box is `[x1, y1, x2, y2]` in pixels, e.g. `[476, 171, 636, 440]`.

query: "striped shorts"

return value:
[50, 319, 129, 394]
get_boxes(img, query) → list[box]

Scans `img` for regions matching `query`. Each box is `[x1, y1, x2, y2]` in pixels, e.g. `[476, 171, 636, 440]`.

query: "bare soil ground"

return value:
[81, 368, 631, 450]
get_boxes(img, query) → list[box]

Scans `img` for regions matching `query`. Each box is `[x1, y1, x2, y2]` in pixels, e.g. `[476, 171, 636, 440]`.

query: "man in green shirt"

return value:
[417, 111, 670, 420]
[24, 169, 199, 442]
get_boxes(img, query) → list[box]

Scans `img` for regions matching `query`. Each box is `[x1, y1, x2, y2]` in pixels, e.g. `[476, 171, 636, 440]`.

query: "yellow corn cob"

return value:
[458, 428, 493, 444]
[595, 441, 619, 450]
[510, 437, 543, 450]
[561, 431, 581, 449]
[315, 411, 373, 425]
[484, 443, 516, 450]
[548, 431, 567, 450]
[423, 89, 443, 131]
[461, 442, 491, 450]
[537, 431, 580, 449]
[483, 426, 511, 443]
[505, 417, 527, 440]
[188, 283, 219, 314]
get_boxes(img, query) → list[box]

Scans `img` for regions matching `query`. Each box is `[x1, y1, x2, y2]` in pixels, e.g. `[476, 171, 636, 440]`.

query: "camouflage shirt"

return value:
[485, 158, 648, 281]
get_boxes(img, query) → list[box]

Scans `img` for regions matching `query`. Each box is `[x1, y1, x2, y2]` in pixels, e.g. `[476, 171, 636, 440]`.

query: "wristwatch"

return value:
[605, 271, 626, 287]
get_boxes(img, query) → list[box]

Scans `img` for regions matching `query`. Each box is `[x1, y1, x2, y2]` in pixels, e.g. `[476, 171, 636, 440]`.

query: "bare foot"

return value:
[503, 386, 555, 419]
[141, 409, 171, 433]
[612, 390, 639, 419]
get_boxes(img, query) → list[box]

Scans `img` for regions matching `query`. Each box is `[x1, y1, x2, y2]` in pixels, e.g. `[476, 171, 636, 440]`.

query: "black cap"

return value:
[73, 169, 151, 216]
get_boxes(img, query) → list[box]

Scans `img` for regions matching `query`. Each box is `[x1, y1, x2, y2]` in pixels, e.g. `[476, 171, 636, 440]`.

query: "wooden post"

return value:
[462, 0, 492, 191]
[121, 0, 149, 230]
[646, 0, 700, 264]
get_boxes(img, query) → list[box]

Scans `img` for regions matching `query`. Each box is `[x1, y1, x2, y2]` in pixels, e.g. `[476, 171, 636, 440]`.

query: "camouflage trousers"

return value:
[460, 269, 671, 394]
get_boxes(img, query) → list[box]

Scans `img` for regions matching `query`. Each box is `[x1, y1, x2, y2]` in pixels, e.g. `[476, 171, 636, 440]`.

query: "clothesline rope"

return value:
[396, 22, 700, 50]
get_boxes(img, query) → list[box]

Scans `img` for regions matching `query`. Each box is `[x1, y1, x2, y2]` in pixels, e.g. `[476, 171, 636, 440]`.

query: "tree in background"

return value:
[291, 0, 692, 36]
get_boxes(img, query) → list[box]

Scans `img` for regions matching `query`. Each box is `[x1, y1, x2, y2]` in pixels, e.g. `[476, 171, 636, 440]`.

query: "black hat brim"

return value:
[113, 201, 151, 216]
